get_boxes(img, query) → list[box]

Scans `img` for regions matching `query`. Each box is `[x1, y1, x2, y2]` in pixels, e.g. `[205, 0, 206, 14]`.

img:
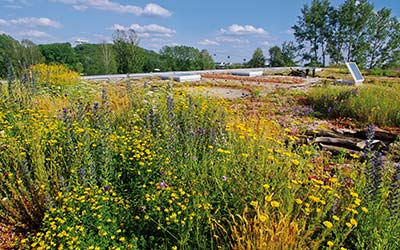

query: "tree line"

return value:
[292, 0, 400, 69]
[1, 0, 399, 79]
[0, 29, 215, 79]
[249, 0, 400, 69]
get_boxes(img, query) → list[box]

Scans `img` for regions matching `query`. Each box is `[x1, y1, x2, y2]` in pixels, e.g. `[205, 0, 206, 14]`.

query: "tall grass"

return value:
[306, 83, 400, 127]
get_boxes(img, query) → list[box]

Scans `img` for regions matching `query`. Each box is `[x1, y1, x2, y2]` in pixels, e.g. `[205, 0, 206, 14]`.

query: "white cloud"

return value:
[143, 3, 171, 17]
[111, 24, 125, 31]
[73, 5, 88, 11]
[216, 36, 249, 43]
[111, 23, 176, 38]
[220, 24, 266, 35]
[3, 0, 28, 3]
[2, 0, 28, 6]
[0, 17, 62, 28]
[50, 0, 171, 17]
[198, 39, 219, 46]
[18, 30, 50, 38]
[261, 41, 271, 46]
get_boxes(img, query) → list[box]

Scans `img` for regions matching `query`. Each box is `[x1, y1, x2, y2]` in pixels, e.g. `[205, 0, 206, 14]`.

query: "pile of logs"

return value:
[304, 127, 400, 157]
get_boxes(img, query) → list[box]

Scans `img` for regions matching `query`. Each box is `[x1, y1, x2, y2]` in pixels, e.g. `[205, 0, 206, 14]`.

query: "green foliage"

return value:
[367, 68, 397, 77]
[269, 46, 285, 67]
[160, 45, 215, 71]
[113, 29, 142, 74]
[0, 35, 43, 79]
[281, 41, 297, 66]
[350, 130, 400, 249]
[248, 48, 265, 68]
[39, 43, 78, 71]
[292, 0, 332, 66]
[293, 0, 400, 68]
[306, 84, 400, 126]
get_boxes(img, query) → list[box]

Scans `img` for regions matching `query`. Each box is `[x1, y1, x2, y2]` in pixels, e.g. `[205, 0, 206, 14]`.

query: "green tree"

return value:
[113, 29, 142, 73]
[39, 43, 77, 70]
[198, 49, 215, 70]
[326, 7, 343, 65]
[281, 41, 297, 66]
[366, 8, 400, 69]
[99, 42, 117, 74]
[19, 39, 44, 68]
[74, 43, 99, 75]
[159, 46, 214, 71]
[73, 43, 117, 75]
[337, 0, 374, 66]
[268, 46, 285, 67]
[292, 0, 332, 66]
[248, 48, 265, 67]
[0, 34, 22, 78]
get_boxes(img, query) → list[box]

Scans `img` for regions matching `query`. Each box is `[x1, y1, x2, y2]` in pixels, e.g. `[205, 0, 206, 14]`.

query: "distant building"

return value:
[73, 39, 89, 46]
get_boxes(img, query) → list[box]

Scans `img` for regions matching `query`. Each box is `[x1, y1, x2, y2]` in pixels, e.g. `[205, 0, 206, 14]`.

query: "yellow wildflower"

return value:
[250, 201, 258, 208]
[291, 159, 300, 166]
[270, 201, 280, 207]
[295, 198, 303, 205]
[350, 191, 358, 198]
[323, 221, 333, 229]
[263, 183, 270, 189]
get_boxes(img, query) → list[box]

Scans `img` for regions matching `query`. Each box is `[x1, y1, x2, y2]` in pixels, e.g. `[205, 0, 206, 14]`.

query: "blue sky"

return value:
[1, 0, 399, 62]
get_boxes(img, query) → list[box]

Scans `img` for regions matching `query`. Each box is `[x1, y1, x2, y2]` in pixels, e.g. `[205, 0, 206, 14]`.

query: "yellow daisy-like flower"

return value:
[345, 222, 353, 228]
[323, 221, 333, 229]
[265, 195, 272, 202]
[172, 246, 178, 250]
[350, 218, 358, 227]
[361, 207, 368, 213]
[250, 201, 258, 208]
[327, 241, 334, 247]
[295, 198, 303, 205]
[263, 183, 270, 189]
[332, 215, 340, 221]
[270, 201, 280, 207]
[350, 191, 358, 198]
[291, 159, 300, 166]
[259, 215, 267, 222]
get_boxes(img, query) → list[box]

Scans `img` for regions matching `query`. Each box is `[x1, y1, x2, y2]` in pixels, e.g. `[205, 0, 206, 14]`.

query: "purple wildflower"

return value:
[222, 176, 227, 182]
[159, 181, 167, 188]
[104, 185, 110, 192]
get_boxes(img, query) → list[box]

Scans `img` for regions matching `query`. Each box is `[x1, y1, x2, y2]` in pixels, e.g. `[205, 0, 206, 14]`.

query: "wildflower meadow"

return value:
[0, 64, 399, 249]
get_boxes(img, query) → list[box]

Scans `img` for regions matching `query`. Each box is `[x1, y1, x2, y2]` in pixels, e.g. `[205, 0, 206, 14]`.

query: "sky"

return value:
[1, 0, 399, 63]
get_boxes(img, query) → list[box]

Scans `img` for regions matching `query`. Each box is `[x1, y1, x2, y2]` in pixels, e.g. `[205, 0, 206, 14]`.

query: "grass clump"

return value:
[305, 83, 400, 127]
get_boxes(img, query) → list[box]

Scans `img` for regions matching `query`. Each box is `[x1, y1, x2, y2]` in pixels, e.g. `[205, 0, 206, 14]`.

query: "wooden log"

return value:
[306, 129, 347, 139]
[314, 136, 364, 151]
[319, 143, 361, 156]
